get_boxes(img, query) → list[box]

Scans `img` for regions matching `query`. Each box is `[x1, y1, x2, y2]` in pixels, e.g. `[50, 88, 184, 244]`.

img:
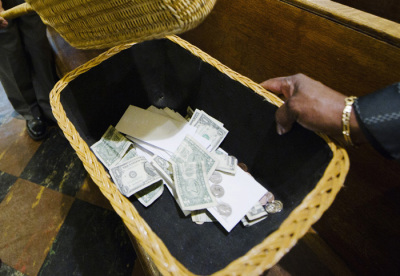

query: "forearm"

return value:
[353, 83, 400, 160]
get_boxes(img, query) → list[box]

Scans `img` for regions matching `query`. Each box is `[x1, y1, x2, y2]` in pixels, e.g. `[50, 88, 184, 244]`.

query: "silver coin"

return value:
[265, 200, 283, 214]
[210, 184, 225, 198]
[209, 171, 223, 184]
[217, 203, 232, 216]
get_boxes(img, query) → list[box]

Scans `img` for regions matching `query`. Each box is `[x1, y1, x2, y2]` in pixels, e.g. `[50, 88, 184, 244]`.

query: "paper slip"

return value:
[135, 145, 155, 162]
[163, 107, 187, 123]
[128, 136, 172, 161]
[207, 167, 268, 232]
[147, 105, 168, 116]
[116, 105, 197, 153]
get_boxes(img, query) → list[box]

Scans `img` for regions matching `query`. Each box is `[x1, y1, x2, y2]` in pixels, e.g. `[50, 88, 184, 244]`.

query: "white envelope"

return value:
[116, 105, 197, 153]
[128, 135, 173, 161]
[207, 167, 268, 232]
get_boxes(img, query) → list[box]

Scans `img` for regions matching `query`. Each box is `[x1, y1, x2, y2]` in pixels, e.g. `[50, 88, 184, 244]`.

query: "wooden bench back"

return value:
[181, 1, 400, 275]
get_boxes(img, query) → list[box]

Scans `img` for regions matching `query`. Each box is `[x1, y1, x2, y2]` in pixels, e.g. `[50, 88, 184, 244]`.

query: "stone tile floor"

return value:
[0, 83, 138, 276]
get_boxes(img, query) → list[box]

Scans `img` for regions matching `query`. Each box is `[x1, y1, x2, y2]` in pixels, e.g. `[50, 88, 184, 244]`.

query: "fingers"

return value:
[261, 75, 302, 135]
[275, 99, 297, 135]
[0, 18, 7, 28]
[0, 1, 8, 29]
[260, 75, 297, 99]
[260, 77, 286, 95]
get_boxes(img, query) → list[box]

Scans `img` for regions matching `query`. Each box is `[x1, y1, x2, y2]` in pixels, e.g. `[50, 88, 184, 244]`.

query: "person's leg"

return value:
[0, 17, 39, 120]
[0, 1, 49, 140]
[18, 12, 58, 123]
[0, 18, 48, 140]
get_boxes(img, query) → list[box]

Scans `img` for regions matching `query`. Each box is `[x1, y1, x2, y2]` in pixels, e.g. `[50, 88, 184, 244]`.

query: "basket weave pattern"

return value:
[50, 35, 349, 275]
[25, 0, 216, 49]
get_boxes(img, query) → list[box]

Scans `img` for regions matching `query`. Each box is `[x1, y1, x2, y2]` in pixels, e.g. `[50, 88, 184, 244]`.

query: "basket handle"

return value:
[0, 3, 33, 20]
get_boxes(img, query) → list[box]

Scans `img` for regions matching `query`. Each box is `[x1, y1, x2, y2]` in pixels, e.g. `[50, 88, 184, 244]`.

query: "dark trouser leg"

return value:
[0, 17, 39, 120]
[18, 13, 58, 122]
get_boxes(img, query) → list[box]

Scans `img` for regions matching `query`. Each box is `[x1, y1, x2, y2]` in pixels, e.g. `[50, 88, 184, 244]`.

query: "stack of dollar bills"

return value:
[90, 105, 282, 232]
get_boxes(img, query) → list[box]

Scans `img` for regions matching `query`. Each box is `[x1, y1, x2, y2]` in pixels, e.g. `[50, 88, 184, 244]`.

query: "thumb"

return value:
[0, 18, 8, 28]
[0, 3, 8, 28]
[275, 100, 297, 135]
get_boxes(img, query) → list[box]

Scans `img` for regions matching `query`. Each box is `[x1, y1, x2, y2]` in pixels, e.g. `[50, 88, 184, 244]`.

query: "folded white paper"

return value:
[207, 167, 267, 232]
[128, 136, 173, 161]
[116, 105, 197, 153]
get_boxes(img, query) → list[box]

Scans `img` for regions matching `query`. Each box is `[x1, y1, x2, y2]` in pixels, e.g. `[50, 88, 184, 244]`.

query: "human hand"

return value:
[260, 73, 366, 145]
[0, 1, 8, 29]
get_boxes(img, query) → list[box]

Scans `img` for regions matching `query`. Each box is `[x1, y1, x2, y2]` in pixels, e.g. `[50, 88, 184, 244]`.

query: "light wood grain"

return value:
[180, 0, 400, 274]
[281, 0, 400, 47]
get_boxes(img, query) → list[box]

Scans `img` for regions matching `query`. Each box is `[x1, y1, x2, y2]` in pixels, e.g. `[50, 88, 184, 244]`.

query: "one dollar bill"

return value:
[91, 125, 131, 169]
[171, 135, 218, 179]
[110, 156, 162, 197]
[172, 161, 217, 211]
[135, 181, 164, 207]
[189, 110, 228, 152]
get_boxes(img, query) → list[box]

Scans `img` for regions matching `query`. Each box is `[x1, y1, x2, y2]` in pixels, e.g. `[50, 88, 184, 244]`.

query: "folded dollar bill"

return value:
[192, 210, 216, 224]
[118, 146, 138, 164]
[172, 161, 217, 211]
[171, 135, 218, 179]
[241, 215, 268, 227]
[110, 156, 162, 197]
[91, 125, 131, 169]
[189, 109, 228, 152]
[246, 201, 268, 221]
[151, 156, 191, 216]
[212, 148, 237, 175]
[135, 181, 164, 207]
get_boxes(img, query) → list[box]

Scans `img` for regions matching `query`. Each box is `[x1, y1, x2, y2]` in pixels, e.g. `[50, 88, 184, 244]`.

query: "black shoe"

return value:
[26, 117, 48, 141]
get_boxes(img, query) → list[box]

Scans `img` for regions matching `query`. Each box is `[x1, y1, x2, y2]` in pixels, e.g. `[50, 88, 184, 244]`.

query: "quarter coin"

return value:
[265, 200, 283, 213]
[217, 203, 232, 216]
[209, 171, 223, 184]
[210, 184, 225, 198]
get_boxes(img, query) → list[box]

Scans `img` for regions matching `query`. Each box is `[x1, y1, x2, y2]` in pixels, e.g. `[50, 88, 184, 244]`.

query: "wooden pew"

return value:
[331, 0, 400, 24]
[180, 0, 400, 275]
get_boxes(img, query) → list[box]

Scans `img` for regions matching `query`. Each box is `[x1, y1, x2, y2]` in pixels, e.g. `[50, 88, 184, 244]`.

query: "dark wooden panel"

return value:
[333, 0, 400, 23]
[180, 0, 400, 275]
[282, 0, 400, 47]
[46, 27, 106, 77]
[180, 0, 400, 95]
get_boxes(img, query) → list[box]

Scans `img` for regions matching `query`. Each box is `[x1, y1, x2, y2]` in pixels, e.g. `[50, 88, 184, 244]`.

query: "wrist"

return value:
[341, 96, 367, 146]
[342, 96, 357, 146]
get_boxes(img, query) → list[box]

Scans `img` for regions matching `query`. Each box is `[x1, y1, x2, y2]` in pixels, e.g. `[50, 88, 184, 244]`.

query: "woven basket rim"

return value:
[50, 35, 349, 276]
[25, 0, 217, 49]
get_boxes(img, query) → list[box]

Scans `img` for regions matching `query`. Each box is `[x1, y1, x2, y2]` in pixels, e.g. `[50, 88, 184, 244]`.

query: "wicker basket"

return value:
[50, 35, 349, 275]
[0, 0, 216, 49]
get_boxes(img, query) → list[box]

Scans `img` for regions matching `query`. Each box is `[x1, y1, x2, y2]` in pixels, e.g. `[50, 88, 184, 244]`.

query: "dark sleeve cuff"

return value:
[353, 82, 400, 161]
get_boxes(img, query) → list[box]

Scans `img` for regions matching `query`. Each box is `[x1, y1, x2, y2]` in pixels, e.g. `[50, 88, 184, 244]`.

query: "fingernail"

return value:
[277, 124, 285, 135]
